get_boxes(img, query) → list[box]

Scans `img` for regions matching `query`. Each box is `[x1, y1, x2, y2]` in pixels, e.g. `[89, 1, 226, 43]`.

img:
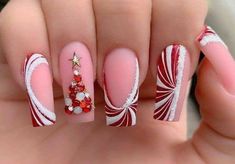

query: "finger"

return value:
[41, 0, 96, 122]
[197, 26, 235, 94]
[0, 0, 55, 127]
[185, 26, 235, 163]
[196, 26, 235, 137]
[93, 0, 152, 126]
[150, 0, 207, 122]
[191, 59, 235, 163]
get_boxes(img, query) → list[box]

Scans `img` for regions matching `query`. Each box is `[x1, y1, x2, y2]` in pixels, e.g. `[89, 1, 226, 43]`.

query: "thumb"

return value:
[196, 59, 235, 138]
[191, 26, 235, 163]
[196, 26, 235, 137]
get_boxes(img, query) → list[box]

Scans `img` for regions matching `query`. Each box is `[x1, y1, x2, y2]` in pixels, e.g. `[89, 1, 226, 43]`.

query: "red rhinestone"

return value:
[79, 100, 87, 108]
[84, 96, 91, 104]
[77, 85, 85, 92]
[69, 92, 76, 99]
[83, 107, 91, 113]
[72, 100, 80, 107]
[74, 75, 82, 82]
[70, 87, 75, 92]
[65, 106, 73, 115]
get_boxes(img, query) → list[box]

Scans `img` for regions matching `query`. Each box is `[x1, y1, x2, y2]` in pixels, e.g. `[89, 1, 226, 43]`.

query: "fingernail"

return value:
[104, 48, 139, 127]
[60, 42, 94, 122]
[154, 45, 190, 121]
[23, 53, 56, 127]
[197, 26, 235, 94]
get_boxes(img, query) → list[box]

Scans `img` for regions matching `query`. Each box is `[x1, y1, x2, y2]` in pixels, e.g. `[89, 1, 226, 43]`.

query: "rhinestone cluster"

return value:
[64, 53, 92, 115]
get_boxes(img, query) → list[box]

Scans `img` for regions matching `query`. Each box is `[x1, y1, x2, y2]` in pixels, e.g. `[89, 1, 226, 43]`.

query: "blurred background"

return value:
[0, 0, 235, 136]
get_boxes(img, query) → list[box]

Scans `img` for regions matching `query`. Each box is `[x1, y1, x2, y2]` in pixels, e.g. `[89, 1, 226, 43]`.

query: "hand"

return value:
[0, 0, 234, 163]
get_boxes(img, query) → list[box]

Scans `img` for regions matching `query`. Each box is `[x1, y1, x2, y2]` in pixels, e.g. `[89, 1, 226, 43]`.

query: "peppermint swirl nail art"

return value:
[104, 58, 139, 127]
[197, 26, 227, 48]
[24, 53, 56, 127]
[154, 45, 186, 121]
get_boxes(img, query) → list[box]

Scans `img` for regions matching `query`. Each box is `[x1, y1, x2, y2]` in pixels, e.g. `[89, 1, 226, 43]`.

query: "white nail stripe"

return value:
[25, 54, 56, 126]
[30, 97, 54, 125]
[168, 47, 186, 121]
[154, 45, 186, 121]
[155, 92, 173, 110]
[105, 58, 139, 126]
[157, 71, 173, 90]
[30, 105, 43, 126]
[166, 46, 174, 84]
[106, 108, 126, 125]
[199, 26, 227, 48]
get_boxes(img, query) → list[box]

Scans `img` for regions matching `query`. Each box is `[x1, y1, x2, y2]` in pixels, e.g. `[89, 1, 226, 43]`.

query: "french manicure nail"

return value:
[197, 26, 235, 94]
[23, 53, 56, 127]
[104, 48, 139, 127]
[154, 45, 189, 121]
[60, 42, 94, 122]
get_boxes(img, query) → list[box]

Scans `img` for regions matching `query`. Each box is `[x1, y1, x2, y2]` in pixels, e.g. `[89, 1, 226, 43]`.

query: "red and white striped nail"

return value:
[197, 26, 227, 48]
[197, 26, 235, 94]
[104, 48, 139, 127]
[23, 53, 56, 127]
[154, 45, 190, 121]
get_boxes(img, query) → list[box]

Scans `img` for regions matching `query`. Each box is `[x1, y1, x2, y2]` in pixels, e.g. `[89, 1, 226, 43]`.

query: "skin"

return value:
[0, 0, 235, 163]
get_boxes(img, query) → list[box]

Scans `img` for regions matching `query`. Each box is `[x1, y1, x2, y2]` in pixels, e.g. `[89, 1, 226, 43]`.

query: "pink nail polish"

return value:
[154, 45, 189, 121]
[104, 48, 139, 127]
[197, 26, 235, 94]
[23, 53, 55, 127]
[60, 42, 94, 122]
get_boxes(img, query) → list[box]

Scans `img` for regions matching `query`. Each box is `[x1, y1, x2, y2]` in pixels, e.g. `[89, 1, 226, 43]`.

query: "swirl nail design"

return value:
[198, 26, 227, 48]
[24, 54, 56, 127]
[104, 59, 139, 127]
[154, 45, 186, 121]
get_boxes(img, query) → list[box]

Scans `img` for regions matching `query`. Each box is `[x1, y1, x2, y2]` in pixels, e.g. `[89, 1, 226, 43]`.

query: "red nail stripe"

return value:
[197, 26, 227, 47]
[64, 53, 93, 115]
[24, 54, 56, 127]
[104, 59, 139, 127]
[154, 45, 186, 121]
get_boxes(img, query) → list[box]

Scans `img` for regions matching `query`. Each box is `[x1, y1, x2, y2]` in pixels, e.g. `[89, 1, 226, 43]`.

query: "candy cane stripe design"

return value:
[104, 59, 139, 127]
[24, 54, 56, 127]
[154, 45, 186, 121]
[198, 26, 227, 48]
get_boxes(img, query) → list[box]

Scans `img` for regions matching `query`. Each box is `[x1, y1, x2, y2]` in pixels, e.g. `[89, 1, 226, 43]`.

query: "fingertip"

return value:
[196, 25, 235, 95]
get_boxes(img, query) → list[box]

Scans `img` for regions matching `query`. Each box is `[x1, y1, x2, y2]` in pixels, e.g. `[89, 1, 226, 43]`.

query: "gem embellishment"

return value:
[104, 59, 139, 127]
[64, 53, 93, 115]
[154, 45, 186, 121]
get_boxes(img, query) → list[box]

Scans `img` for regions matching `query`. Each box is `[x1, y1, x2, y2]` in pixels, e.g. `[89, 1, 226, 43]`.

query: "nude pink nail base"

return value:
[154, 45, 187, 121]
[104, 48, 139, 127]
[197, 26, 235, 94]
[60, 42, 94, 122]
[23, 53, 55, 127]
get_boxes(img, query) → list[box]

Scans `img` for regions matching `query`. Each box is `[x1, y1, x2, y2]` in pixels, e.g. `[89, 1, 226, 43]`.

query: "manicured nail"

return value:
[60, 42, 94, 122]
[154, 45, 190, 121]
[23, 53, 55, 127]
[197, 26, 235, 94]
[104, 48, 139, 127]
